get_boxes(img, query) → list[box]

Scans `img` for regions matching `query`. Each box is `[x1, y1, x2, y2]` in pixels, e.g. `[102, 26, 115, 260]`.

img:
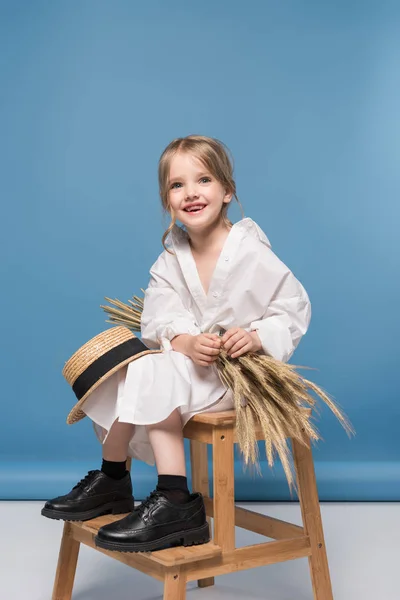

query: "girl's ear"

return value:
[224, 191, 233, 204]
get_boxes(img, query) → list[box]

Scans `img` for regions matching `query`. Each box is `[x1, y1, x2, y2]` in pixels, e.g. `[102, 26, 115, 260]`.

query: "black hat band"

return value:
[72, 337, 148, 400]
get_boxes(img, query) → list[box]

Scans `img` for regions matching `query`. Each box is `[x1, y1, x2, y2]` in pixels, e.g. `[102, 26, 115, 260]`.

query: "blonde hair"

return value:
[158, 134, 244, 252]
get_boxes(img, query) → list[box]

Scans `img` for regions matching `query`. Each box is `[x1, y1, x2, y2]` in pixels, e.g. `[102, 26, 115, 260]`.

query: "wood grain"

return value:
[190, 439, 215, 588]
[292, 434, 334, 599]
[212, 425, 235, 552]
[52, 522, 80, 600]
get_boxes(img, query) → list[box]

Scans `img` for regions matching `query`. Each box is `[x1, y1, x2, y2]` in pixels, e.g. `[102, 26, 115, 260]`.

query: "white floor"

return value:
[1, 501, 398, 600]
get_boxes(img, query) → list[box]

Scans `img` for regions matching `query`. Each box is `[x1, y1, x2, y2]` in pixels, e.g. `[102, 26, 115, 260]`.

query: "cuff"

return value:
[157, 319, 201, 352]
[250, 316, 294, 363]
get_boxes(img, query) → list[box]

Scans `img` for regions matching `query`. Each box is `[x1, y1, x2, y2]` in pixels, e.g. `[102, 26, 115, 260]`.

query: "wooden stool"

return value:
[51, 408, 333, 600]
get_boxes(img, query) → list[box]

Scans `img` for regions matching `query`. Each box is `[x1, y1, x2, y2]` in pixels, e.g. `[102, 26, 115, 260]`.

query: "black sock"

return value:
[101, 459, 127, 480]
[156, 474, 191, 504]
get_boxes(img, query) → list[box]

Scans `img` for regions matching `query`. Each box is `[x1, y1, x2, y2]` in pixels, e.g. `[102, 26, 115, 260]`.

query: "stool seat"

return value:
[189, 410, 237, 425]
[50, 406, 334, 600]
[184, 407, 312, 443]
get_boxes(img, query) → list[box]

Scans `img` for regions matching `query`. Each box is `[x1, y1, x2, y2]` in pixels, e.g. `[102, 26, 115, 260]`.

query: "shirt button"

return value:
[224, 256, 229, 261]
[212, 292, 219, 298]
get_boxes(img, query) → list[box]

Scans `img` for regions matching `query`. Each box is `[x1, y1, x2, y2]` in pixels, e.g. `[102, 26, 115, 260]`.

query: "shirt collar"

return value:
[166, 217, 271, 251]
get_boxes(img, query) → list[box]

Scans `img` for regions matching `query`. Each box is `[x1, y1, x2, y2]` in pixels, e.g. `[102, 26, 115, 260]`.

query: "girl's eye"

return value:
[170, 177, 211, 189]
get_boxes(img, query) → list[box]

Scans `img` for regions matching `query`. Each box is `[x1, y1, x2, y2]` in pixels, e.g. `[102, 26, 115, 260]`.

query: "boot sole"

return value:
[41, 498, 135, 522]
[94, 522, 210, 553]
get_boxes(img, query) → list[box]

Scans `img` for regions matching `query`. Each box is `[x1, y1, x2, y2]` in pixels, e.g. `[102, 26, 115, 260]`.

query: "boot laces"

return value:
[136, 490, 163, 517]
[72, 470, 97, 490]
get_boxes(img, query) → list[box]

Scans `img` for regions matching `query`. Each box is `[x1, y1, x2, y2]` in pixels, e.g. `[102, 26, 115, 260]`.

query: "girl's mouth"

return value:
[183, 204, 207, 216]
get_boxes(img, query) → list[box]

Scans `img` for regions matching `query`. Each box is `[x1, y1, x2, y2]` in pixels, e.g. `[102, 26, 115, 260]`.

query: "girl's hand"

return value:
[221, 328, 262, 358]
[185, 333, 222, 367]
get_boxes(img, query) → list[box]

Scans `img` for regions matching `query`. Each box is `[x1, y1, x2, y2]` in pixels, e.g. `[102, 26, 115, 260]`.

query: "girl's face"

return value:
[168, 152, 232, 232]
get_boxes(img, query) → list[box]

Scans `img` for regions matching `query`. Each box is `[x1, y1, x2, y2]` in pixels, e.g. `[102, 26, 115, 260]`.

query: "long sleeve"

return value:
[141, 255, 201, 351]
[249, 263, 311, 363]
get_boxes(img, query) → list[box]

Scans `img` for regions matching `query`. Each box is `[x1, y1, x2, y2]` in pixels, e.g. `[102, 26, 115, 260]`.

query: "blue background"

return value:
[1, 0, 399, 501]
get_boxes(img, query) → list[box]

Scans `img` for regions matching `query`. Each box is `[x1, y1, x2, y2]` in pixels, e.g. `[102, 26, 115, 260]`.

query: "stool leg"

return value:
[164, 568, 186, 600]
[212, 425, 235, 551]
[292, 435, 334, 600]
[190, 439, 214, 588]
[52, 522, 80, 600]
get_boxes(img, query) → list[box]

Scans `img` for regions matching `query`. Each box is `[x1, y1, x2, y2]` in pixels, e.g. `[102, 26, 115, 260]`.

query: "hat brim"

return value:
[66, 348, 161, 424]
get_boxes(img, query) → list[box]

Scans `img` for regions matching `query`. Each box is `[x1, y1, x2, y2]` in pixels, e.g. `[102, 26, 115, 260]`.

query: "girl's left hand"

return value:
[221, 328, 262, 358]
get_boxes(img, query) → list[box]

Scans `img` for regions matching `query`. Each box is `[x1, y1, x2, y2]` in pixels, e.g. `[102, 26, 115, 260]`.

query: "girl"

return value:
[42, 135, 311, 553]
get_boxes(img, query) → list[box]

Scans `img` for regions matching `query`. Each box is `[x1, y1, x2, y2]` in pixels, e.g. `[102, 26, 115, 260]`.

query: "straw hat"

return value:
[63, 326, 161, 424]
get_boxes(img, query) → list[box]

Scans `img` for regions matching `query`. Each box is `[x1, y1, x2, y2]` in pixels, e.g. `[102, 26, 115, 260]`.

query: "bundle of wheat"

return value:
[101, 294, 354, 493]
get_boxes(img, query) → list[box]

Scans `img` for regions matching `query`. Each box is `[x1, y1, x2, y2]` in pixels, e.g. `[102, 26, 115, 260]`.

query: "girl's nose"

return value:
[186, 188, 199, 200]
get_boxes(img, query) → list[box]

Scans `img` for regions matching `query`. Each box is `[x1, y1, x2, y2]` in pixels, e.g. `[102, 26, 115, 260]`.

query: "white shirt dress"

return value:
[83, 218, 312, 465]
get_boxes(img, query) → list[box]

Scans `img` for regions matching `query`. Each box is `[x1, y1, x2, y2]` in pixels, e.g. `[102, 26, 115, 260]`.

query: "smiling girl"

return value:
[42, 135, 311, 554]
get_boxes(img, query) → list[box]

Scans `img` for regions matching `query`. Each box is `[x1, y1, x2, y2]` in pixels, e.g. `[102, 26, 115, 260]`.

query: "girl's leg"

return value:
[146, 409, 190, 503]
[102, 419, 135, 461]
[101, 410, 190, 502]
[146, 408, 186, 475]
[101, 410, 186, 474]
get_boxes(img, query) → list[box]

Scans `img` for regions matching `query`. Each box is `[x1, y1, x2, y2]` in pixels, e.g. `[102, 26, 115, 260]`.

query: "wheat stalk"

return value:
[100, 291, 146, 331]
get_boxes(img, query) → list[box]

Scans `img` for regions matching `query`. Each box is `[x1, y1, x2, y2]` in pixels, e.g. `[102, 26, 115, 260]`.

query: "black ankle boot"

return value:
[41, 470, 135, 522]
[94, 490, 209, 553]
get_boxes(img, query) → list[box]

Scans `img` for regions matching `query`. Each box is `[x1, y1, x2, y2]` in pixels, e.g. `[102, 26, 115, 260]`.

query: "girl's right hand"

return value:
[186, 334, 222, 367]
